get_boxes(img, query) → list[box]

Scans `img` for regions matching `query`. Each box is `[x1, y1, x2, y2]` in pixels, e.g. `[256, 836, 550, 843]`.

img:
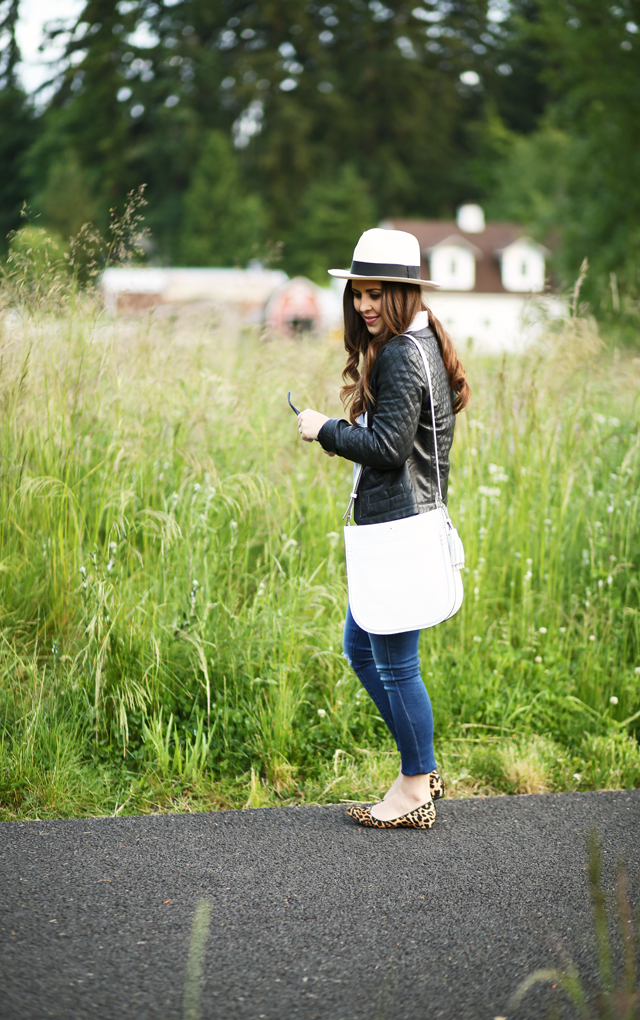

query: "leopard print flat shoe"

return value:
[429, 769, 446, 800]
[346, 799, 436, 829]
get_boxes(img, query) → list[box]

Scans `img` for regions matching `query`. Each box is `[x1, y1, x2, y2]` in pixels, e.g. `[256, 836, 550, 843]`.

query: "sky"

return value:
[15, 0, 85, 95]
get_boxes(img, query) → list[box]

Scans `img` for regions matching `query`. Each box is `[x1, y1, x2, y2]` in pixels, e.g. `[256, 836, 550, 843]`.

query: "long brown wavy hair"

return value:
[340, 279, 471, 424]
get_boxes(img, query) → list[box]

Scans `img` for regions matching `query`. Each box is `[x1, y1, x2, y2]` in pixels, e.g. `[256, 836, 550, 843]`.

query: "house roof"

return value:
[427, 233, 484, 258]
[384, 218, 534, 294]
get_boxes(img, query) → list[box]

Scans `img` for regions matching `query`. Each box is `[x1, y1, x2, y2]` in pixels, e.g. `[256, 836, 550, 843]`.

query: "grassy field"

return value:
[1, 275, 639, 820]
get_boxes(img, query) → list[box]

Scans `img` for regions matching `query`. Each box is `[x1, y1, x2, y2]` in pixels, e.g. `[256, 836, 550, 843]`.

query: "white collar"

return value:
[407, 310, 430, 332]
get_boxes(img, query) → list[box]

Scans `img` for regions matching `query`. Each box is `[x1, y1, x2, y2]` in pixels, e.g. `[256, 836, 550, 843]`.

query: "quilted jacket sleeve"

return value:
[317, 339, 426, 469]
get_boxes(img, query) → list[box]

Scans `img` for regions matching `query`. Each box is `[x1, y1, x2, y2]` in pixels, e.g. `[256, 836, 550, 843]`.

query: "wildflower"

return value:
[534, 656, 542, 663]
[317, 708, 326, 718]
[610, 696, 618, 705]
[539, 627, 547, 634]
[607, 576, 613, 585]
[607, 505, 614, 513]
[559, 627, 566, 633]
[473, 636, 482, 643]
[635, 667, 640, 675]
[573, 773, 581, 782]
[524, 571, 532, 581]
[478, 485, 501, 498]
[589, 635, 596, 642]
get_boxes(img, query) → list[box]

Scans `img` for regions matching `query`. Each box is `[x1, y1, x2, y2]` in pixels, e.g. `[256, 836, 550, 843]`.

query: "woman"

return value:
[298, 227, 470, 830]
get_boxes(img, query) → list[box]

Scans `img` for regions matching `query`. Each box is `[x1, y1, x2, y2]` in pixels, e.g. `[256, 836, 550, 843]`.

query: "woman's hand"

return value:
[297, 408, 329, 443]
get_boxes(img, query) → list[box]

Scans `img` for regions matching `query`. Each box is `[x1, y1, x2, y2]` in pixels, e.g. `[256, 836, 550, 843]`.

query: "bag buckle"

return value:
[342, 491, 358, 524]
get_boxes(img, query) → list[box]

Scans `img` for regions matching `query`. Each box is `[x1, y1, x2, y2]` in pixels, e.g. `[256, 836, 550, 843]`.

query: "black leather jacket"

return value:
[317, 327, 455, 525]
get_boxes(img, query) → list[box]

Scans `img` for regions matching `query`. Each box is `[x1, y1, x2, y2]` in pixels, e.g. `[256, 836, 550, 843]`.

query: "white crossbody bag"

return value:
[343, 334, 464, 635]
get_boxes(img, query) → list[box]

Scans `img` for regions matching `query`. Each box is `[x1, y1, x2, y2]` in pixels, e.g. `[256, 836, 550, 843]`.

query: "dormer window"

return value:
[498, 237, 549, 293]
[428, 235, 481, 291]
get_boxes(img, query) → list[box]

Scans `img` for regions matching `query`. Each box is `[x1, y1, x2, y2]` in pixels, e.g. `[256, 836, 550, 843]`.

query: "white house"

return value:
[429, 235, 482, 292]
[498, 236, 549, 293]
[383, 207, 561, 352]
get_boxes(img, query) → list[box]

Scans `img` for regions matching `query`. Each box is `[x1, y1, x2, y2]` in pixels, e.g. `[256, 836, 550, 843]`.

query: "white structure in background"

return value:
[100, 265, 343, 333]
[456, 203, 485, 233]
[498, 236, 548, 293]
[430, 236, 481, 291]
[101, 265, 288, 319]
[383, 206, 561, 352]
[100, 206, 561, 352]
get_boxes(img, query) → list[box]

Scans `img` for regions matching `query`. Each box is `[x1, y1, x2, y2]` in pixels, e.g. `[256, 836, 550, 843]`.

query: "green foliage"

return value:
[2, 186, 149, 306]
[179, 130, 265, 267]
[283, 163, 375, 281]
[6, 0, 512, 262]
[484, 124, 572, 237]
[527, 1, 640, 302]
[0, 1, 20, 90]
[2, 0, 638, 309]
[0, 261, 639, 819]
[0, 86, 38, 251]
[33, 151, 102, 242]
[5, 224, 70, 309]
[183, 898, 213, 1020]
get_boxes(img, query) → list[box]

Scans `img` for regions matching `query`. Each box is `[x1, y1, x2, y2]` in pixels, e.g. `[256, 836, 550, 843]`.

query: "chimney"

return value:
[456, 204, 485, 233]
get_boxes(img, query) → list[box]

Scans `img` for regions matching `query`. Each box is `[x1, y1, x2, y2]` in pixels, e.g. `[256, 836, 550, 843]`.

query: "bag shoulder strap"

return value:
[343, 332, 443, 523]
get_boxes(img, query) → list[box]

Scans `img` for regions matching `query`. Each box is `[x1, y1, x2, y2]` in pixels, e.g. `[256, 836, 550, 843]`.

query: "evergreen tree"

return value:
[179, 130, 264, 266]
[33, 152, 102, 241]
[170, 0, 498, 233]
[0, 0, 38, 250]
[33, 0, 509, 259]
[528, 0, 640, 300]
[284, 164, 375, 283]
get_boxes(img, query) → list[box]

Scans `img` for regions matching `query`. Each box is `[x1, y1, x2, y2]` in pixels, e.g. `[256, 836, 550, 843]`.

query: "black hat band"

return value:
[349, 261, 421, 280]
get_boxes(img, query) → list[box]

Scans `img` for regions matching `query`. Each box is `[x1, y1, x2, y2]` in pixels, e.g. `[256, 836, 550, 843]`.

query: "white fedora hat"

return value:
[328, 228, 440, 288]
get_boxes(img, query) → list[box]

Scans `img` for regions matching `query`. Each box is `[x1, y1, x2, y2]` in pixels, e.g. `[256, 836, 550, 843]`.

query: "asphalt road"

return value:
[1, 790, 639, 1020]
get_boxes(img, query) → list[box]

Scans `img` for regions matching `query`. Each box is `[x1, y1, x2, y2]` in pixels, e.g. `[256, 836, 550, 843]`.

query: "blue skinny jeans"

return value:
[342, 604, 437, 776]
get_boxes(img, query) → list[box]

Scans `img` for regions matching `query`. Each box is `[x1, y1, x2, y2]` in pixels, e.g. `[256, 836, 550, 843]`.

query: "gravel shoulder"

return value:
[1, 790, 639, 1020]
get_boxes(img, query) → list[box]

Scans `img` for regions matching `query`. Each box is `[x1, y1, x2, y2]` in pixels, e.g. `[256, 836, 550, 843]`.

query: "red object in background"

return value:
[266, 277, 322, 335]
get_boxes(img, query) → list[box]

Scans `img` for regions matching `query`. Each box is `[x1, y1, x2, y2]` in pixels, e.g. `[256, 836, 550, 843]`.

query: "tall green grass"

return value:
[0, 272, 639, 819]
